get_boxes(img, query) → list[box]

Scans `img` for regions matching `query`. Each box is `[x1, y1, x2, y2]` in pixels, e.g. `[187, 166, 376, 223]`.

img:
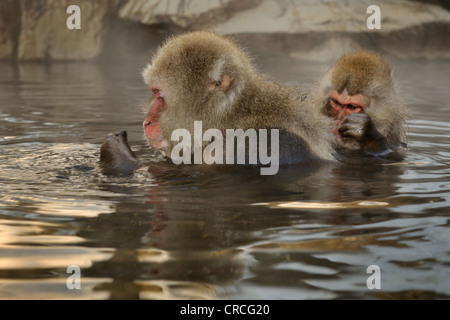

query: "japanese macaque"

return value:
[315, 51, 408, 157]
[100, 31, 337, 174]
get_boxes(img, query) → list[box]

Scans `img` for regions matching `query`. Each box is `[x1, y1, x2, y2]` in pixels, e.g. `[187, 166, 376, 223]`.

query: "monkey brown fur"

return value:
[100, 131, 142, 174]
[314, 51, 408, 156]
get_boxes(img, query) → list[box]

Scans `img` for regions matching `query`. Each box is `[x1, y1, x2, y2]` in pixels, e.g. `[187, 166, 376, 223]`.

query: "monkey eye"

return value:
[346, 104, 361, 111]
[151, 88, 164, 100]
[329, 98, 342, 108]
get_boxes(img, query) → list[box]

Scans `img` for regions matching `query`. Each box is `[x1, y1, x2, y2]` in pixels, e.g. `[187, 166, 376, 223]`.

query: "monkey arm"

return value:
[100, 131, 143, 174]
[338, 113, 406, 160]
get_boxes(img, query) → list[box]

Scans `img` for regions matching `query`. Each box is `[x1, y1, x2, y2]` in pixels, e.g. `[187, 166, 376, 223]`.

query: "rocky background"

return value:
[0, 0, 449, 62]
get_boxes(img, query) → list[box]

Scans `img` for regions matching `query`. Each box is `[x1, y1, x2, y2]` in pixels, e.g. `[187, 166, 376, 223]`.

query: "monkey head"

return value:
[141, 31, 256, 154]
[317, 51, 407, 147]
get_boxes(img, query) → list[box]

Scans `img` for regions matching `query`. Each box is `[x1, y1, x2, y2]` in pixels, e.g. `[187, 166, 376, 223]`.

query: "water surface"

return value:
[0, 58, 449, 299]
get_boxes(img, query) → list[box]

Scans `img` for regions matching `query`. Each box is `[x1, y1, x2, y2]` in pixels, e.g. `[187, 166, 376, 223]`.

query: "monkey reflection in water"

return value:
[100, 31, 408, 174]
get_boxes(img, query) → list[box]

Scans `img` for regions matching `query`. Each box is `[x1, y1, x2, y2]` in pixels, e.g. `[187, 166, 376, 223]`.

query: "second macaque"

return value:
[314, 51, 408, 157]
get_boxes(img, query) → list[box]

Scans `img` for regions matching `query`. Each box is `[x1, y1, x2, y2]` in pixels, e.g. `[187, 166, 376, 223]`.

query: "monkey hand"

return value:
[100, 130, 142, 174]
[338, 113, 390, 155]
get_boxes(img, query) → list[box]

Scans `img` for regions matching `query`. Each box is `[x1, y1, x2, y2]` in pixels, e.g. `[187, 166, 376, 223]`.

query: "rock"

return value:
[118, 0, 450, 34]
[118, 0, 262, 29]
[117, 0, 450, 61]
[0, 0, 449, 61]
[215, 0, 450, 34]
[0, 0, 20, 60]
[6, 0, 119, 60]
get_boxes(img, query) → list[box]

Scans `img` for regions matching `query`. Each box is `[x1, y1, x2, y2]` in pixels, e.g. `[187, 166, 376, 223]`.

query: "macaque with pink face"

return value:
[316, 51, 408, 157]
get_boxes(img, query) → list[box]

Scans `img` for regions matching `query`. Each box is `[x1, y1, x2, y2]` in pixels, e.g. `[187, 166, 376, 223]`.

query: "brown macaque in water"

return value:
[100, 31, 337, 174]
[314, 51, 408, 158]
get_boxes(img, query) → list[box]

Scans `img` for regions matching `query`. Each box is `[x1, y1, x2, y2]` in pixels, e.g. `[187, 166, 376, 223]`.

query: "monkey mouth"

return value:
[147, 139, 163, 149]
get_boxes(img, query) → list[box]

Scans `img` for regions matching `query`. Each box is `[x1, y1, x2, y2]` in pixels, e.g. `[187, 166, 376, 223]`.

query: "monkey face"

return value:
[318, 51, 408, 151]
[327, 89, 369, 123]
[326, 89, 372, 139]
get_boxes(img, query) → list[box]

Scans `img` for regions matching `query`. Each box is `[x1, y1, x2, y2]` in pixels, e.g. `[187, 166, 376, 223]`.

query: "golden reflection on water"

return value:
[0, 278, 112, 300]
[255, 196, 445, 210]
[0, 219, 84, 246]
[0, 246, 114, 270]
[250, 234, 407, 252]
[33, 198, 114, 217]
[0, 196, 115, 218]
[263, 200, 389, 209]
[136, 280, 217, 300]
[136, 248, 171, 263]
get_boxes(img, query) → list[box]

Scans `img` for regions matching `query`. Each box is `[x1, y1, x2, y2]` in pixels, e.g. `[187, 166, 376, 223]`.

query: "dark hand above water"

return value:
[338, 113, 406, 160]
[100, 131, 142, 174]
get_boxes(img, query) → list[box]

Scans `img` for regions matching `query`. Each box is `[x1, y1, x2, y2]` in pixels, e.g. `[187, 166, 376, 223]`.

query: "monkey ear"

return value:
[209, 73, 231, 91]
[142, 64, 153, 85]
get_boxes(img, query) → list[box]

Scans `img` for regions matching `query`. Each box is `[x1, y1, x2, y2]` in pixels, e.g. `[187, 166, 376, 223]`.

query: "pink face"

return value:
[143, 87, 165, 149]
[328, 90, 369, 133]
